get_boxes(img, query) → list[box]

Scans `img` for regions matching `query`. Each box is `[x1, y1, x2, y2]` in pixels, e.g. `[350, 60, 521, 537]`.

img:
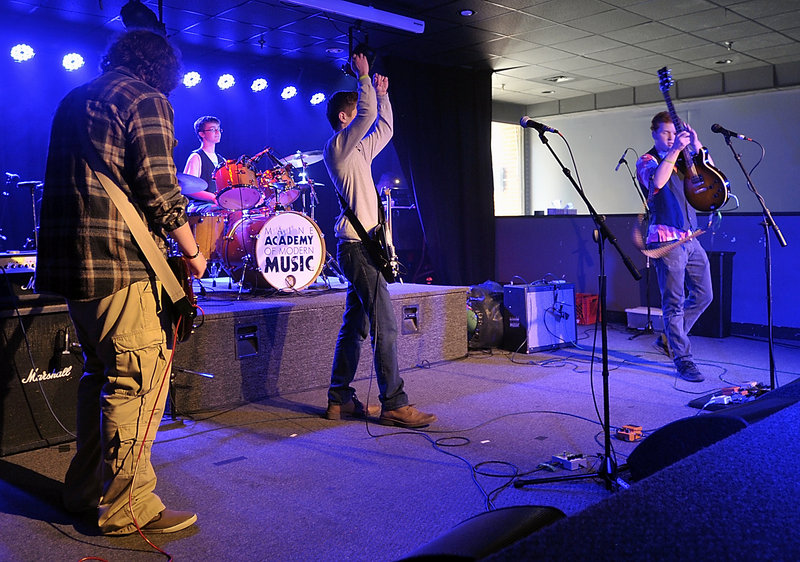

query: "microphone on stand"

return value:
[519, 116, 559, 134]
[614, 148, 630, 172]
[711, 123, 753, 142]
[249, 146, 271, 164]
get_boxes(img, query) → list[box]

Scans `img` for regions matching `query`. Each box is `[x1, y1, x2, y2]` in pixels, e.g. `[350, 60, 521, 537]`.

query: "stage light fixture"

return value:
[120, 0, 166, 35]
[62, 53, 84, 71]
[10, 44, 35, 62]
[281, 86, 297, 100]
[310, 93, 326, 106]
[183, 71, 201, 87]
[217, 74, 235, 90]
[251, 78, 268, 92]
[285, 0, 424, 33]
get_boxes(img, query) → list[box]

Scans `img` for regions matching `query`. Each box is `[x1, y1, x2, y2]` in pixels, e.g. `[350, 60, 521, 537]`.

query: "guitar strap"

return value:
[80, 134, 190, 312]
[333, 186, 385, 246]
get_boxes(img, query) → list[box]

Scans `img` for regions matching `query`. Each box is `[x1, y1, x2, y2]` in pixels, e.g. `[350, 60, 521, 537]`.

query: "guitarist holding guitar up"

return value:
[322, 52, 436, 428]
[635, 111, 714, 383]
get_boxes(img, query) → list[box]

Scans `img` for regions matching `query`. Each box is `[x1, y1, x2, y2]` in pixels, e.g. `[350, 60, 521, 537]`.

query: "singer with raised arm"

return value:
[322, 52, 436, 428]
[635, 111, 713, 383]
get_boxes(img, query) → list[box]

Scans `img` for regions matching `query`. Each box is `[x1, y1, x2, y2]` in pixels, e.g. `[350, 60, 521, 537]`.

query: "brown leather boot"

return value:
[325, 396, 378, 420]
[379, 405, 437, 428]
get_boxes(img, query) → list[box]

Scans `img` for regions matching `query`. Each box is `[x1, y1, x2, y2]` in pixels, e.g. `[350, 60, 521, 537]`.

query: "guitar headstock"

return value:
[658, 67, 673, 94]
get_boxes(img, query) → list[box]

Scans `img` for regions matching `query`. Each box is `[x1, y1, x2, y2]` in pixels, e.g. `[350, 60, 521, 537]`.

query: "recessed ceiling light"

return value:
[326, 47, 344, 54]
[460, 9, 475, 17]
[542, 90, 555, 94]
[544, 75, 573, 83]
[716, 58, 733, 65]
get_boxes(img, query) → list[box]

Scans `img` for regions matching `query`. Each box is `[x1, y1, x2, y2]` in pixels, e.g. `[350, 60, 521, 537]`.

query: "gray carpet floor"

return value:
[1, 323, 798, 561]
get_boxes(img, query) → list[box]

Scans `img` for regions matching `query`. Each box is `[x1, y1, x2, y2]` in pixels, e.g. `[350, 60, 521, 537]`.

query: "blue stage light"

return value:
[62, 53, 84, 71]
[10, 44, 35, 62]
[281, 86, 297, 100]
[251, 78, 268, 92]
[218, 73, 235, 90]
[310, 92, 326, 106]
[183, 71, 201, 87]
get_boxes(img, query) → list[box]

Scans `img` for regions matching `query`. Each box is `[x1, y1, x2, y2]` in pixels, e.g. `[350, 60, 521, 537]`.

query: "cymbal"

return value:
[176, 173, 208, 194]
[282, 150, 323, 168]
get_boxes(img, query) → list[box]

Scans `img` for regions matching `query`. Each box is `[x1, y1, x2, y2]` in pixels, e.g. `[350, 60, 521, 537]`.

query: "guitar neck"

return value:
[661, 88, 696, 159]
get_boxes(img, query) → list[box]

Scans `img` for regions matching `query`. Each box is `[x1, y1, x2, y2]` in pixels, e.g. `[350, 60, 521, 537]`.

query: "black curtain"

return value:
[383, 57, 495, 286]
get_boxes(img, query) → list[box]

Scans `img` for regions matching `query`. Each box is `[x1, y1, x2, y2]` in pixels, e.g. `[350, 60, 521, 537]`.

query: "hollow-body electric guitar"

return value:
[657, 67, 729, 212]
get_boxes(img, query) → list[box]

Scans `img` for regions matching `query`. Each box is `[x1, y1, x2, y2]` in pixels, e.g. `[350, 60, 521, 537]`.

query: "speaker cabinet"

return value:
[503, 283, 577, 353]
[1, 304, 81, 456]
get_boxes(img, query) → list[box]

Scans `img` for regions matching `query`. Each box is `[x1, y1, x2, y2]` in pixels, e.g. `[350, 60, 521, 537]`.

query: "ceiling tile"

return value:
[469, 11, 550, 35]
[521, 0, 614, 23]
[604, 21, 684, 44]
[567, 8, 650, 34]
[589, 45, 656, 64]
[510, 24, 592, 45]
[661, 7, 745, 33]
[552, 36, 626, 56]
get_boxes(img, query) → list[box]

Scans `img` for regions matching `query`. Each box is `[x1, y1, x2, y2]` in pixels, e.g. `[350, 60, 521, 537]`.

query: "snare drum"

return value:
[219, 211, 325, 291]
[213, 159, 263, 211]
[188, 211, 228, 260]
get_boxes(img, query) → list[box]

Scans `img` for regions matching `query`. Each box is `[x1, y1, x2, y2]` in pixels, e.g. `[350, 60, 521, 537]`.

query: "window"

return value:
[491, 121, 524, 216]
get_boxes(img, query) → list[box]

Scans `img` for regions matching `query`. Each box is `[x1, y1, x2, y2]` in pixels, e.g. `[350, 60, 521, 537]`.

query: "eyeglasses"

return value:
[203, 127, 222, 133]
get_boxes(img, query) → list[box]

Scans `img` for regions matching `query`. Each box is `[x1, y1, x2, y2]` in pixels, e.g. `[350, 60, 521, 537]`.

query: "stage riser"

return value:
[172, 285, 467, 413]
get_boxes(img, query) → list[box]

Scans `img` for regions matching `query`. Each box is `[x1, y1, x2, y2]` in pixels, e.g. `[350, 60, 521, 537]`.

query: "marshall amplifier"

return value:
[1, 302, 81, 456]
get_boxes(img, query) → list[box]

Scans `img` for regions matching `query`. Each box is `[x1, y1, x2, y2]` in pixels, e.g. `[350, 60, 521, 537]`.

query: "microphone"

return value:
[614, 148, 630, 172]
[249, 146, 271, 164]
[520, 116, 558, 134]
[711, 123, 753, 142]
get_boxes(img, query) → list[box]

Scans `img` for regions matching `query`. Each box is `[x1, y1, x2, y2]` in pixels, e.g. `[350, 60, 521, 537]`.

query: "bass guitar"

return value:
[657, 67, 729, 212]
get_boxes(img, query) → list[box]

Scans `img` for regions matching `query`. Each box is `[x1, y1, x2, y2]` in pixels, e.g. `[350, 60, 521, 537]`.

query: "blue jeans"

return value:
[329, 241, 408, 411]
[651, 238, 713, 364]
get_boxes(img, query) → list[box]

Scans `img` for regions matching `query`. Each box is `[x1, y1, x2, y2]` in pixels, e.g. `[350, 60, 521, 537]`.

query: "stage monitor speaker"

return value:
[1, 304, 81, 456]
[502, 283, 577, 353]
[626, 414, 747, 482]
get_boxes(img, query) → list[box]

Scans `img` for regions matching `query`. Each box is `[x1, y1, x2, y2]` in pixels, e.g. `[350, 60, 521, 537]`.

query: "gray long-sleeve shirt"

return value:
[323, 75, 393, 242]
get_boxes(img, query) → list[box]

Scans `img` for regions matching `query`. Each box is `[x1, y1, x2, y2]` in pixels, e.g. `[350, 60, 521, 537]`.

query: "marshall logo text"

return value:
[22, 365, 74, 384]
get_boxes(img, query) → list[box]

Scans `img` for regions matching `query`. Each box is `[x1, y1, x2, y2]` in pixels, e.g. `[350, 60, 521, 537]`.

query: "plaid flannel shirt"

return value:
[36, 67, 188, 300]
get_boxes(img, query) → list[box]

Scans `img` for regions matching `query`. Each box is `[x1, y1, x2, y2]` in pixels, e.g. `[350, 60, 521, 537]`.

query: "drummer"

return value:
[183, 115, 224, 213]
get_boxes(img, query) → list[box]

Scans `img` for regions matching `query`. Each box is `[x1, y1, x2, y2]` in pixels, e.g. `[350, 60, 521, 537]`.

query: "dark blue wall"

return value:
[496, 214, 800, 330]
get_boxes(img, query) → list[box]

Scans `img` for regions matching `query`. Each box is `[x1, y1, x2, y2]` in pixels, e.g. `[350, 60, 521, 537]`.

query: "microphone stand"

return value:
[719, 133, 787, 390]
[620, 160, 654, 339]
[515, 130, 641, 492]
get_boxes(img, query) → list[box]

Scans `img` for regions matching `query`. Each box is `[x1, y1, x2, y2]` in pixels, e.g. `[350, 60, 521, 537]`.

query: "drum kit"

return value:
[178, 148, 340, 292]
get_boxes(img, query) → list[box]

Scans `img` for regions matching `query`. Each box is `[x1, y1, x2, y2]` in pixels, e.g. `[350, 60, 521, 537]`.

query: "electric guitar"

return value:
[167, 255, 198, 342]
[657, 67, 729, 212]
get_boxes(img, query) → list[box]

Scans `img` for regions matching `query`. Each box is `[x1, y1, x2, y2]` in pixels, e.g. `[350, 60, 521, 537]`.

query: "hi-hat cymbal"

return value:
[282, 150, 323, 168]
[176, 173, 208, 194]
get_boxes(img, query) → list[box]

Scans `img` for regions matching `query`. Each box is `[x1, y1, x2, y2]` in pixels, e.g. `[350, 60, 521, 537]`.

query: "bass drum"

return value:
[219, 211, 325, 291]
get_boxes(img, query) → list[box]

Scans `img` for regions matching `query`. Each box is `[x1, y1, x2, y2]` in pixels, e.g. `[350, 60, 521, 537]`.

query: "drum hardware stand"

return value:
[19, 181, 42, 250]
[514, 128, 641, 492]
